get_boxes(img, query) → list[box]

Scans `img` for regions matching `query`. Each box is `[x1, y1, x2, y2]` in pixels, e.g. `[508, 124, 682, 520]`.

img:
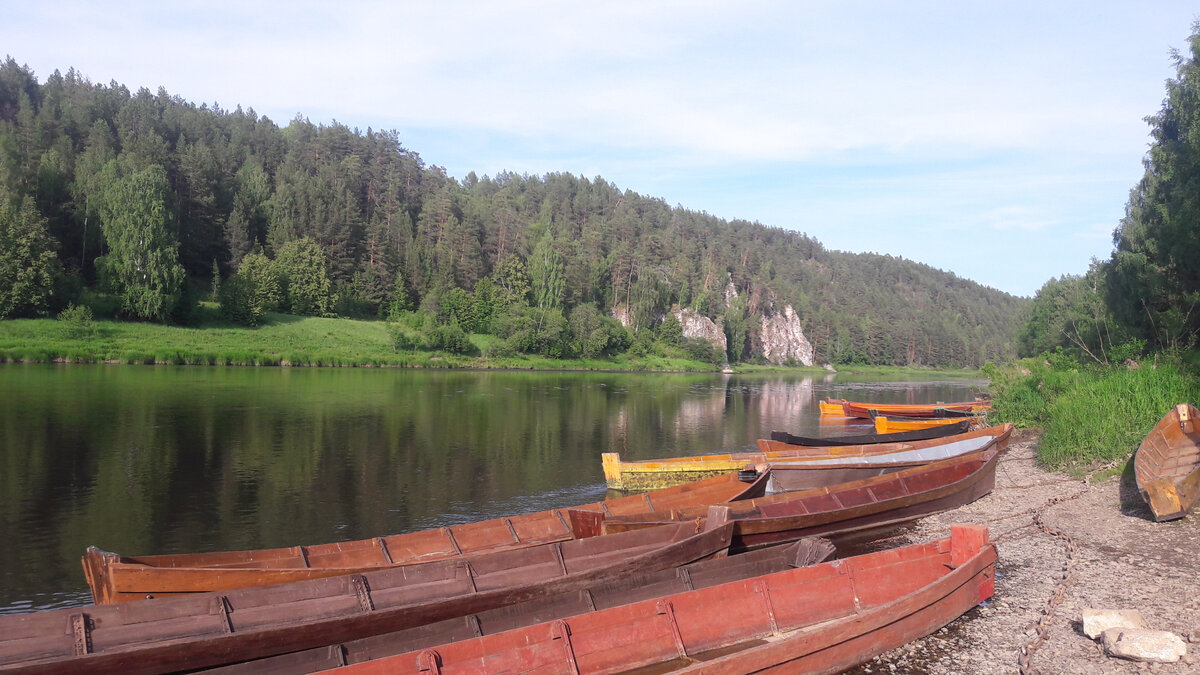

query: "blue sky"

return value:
[4, 1, 1197, 297]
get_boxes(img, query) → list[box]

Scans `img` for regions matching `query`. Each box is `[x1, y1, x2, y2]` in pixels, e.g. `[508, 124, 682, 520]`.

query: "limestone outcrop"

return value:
[674, 307, 727, 355]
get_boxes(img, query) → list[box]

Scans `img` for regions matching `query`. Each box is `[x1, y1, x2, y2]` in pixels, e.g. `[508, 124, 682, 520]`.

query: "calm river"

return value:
[0, 364, 985, 613]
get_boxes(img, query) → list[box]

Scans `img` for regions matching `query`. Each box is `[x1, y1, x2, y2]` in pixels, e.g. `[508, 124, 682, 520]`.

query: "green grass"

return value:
[985, 357, 1200, 469]
[0, 310, 726, 372]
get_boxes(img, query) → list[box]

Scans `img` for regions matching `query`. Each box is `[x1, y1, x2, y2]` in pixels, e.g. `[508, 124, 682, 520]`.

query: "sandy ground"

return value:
[850, 429, 1200, 674]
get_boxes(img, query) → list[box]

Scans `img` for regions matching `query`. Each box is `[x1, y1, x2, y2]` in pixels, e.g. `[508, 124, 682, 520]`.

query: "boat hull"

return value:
[604, 424, 1008, 492]
[327, 525, 997, 675]
[600, 435, 1005, 553]
[82, 471, 769, 604]
[3, 523, 736, 674]
[1134, 403, 1200, 521]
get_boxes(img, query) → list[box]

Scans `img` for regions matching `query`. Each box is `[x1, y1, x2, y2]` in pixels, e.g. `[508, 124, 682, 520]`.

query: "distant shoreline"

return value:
[0, 314, 985, 376]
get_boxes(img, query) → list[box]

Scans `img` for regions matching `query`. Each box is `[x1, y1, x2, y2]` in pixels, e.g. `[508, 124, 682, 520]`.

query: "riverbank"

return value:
[0, 313, 983, 376]
[853, 429, 1200, 674]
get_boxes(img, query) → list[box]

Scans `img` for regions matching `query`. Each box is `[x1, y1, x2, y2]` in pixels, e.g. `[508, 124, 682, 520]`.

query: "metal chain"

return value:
[1016, 457, 1124, 675]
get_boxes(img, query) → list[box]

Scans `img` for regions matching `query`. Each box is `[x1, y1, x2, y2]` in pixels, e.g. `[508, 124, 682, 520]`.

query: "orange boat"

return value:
[841, 399, 989, 420]
[82, 471, 769, 604]
[819, 399, 848, 416]
[330, 525, 997, 675]
[1135, 403, 1200, 521]
[875, 415, 975, 433]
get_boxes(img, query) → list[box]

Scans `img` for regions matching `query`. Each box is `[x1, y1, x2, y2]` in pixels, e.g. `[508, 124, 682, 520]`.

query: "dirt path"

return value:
[852, 429, 1200, 674]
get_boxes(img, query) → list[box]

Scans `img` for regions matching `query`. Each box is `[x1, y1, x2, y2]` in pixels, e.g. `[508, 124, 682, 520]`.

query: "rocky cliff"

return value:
[674, 307, 727, 355]
[754, 293, 814, 366]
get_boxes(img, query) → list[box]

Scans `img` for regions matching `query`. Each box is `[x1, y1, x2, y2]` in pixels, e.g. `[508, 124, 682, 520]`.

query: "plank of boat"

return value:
[768, 419, 971, 447]
[322, 525, 996, 675]
[601, 430, 1007, 552]
[1135, 403, 1200, 521]
[81, 470, 770, 605]
[0, 520, 736, 674]
[605, 424, 1006, 492]
[190, 537, 836, 674]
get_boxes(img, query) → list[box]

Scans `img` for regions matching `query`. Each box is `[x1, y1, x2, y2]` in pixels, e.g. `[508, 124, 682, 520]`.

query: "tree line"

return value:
[0, 56, 1026, 366]
[1020, 21, 1200, 364]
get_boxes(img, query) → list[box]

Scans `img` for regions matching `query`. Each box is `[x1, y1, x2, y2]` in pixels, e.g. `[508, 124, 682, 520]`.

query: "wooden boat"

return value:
[603, 424, 1004, 491]
[0, 520, 736, 674]
[763, 424, 1011, 492]
[1134, 403, 1200, 521]
[82, 471, 769, 605]
[874, 415, 975, 433]
[819, 399, 848, 416]
[770, 419, 971, 446]
[596, 438, 1003, 552]
[327, 525, 997, 675]
[842, 399, 988, 420]
[172, 538, 836, 674]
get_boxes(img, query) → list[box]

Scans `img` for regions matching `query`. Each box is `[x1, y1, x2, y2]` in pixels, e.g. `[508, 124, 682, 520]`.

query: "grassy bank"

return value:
[0, 310, 722, 372]
[984, 355, 1200, 469]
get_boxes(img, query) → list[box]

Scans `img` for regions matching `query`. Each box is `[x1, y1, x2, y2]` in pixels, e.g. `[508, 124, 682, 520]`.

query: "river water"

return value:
[0, 364, 985, 613]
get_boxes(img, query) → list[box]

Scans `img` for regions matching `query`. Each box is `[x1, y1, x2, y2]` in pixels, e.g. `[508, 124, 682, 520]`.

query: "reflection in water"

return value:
[0, 364, 984, 613]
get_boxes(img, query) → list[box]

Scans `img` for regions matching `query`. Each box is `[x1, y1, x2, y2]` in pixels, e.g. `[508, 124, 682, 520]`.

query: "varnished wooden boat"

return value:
[1, 520, 736, 674]
[769, 419, 971, 446]
[190, 538, 836, 674]
[327, 525, 997, 675]
[603, 424, 1003, 491]
[82, 471, 769, 605]
[874, 415, 972, 433]
[1135, 403, 1200, 521]
[842, 399, 988, 420]
[596, 438, 1003, 552]
[763, 424, 1011, 492]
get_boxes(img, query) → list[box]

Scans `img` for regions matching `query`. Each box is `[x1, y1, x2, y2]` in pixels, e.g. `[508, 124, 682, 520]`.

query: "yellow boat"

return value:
[819, 400, 847, 416]
[602, 425, 1004, 491]
[874, 415, 972, 433]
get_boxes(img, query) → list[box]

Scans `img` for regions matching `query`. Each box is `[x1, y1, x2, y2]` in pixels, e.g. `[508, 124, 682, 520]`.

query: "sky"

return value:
[4, 1, 1197, 297]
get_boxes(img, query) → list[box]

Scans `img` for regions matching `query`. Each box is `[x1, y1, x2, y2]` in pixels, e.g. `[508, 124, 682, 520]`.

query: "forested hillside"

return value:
[0, 58, 1027, 366]
[1020, 22, 1200, 364]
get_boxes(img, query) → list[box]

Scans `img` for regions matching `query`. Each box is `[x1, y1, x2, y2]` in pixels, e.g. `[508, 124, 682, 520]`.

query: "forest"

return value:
[1019, 22, 1200, 366]
[0, 57, 1027, 367]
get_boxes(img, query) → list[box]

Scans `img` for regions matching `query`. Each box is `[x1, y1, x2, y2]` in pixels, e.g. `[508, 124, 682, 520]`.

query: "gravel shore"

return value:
[850, 429, 1200, 674]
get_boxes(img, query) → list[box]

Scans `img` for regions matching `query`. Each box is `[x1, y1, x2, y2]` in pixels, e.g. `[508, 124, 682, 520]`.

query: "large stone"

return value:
[1102, 627, 1187, 663]
[1082, 609, 1148, 639]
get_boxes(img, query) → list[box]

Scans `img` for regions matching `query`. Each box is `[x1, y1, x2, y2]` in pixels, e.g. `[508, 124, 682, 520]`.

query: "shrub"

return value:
[57, 304, 95, 339]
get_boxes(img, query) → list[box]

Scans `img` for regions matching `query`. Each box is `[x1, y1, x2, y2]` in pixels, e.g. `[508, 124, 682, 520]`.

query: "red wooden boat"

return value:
[0, 520, 735, 674]
[82, 471, 768, 605]
[595, 438, 1003, 552]
[329, 525, 996, 674]
[181, 538, 837, 674]
[1134, 403, 1200, 521]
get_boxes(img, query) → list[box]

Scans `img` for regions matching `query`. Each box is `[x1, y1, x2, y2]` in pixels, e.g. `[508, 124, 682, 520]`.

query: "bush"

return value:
[57, 304, 95, 339]
[386, 320, 422, 351]
[219, 274, 266, 326]
[428, 322, 473, 354]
